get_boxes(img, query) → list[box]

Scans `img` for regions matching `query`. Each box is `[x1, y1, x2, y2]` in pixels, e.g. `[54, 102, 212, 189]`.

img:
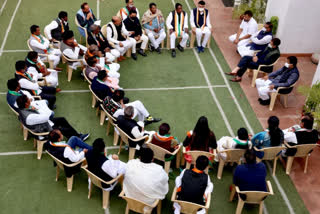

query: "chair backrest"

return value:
[101, 24, 108, 38]
[171, 187, 210, 214]
[119, 190, 158, 213]
[83, 68, 92, 84]
[27, 39, 33, 51]
[100, 104, 117, 125]
[88, 85, 103, 103]
[236, 180, 273, 204]
[7, 103, 19, 116]
[277, 81, 297, 94]
[221, 148, 245, 162]
[82, 165, 123, 188]
[185, 149, 215, 165]
[257, 146, 285, 160]
[146, 137, 180, 161]
[294, 144, 317, 157]
[115, 125, 149, 145]
[47, 151, 85, 169]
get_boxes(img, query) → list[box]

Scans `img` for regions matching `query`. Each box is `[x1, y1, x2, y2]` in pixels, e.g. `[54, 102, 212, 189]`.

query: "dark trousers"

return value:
[51, 117, 79, 139]
[237, 56, 260, 77]
[39, 86, 56, 109]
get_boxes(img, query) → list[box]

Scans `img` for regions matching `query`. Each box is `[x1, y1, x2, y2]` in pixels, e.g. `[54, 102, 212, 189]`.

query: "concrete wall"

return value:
[312, 62, 320, 86]
[265, 0, 320, 54]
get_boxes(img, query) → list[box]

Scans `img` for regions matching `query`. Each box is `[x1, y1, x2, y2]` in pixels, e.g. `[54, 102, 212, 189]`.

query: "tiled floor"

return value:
[198, 0, 320, 212]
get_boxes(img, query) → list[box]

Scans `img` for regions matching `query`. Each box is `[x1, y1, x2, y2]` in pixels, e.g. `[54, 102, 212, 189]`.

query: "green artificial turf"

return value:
[0, 0, 310, 213]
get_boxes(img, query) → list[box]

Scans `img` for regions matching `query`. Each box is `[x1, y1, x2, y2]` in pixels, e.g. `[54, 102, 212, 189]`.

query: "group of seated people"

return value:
[226, 10, 300, 106]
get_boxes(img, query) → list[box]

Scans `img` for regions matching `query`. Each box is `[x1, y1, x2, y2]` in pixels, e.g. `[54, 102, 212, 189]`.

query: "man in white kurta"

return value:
[123, 148, 168, 206]
[190, 0, 212, 53]
[229, 10, 258, 47]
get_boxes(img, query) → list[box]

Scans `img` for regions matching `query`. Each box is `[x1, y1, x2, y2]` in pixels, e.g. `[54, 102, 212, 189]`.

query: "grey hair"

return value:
[88, 44, 99, 52]
[90, 24, 99, 32]
[124, 106, 134, 118]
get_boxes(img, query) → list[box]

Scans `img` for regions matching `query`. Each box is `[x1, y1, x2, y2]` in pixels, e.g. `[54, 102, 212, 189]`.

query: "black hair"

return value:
[15, 60, 26, 71]
[49, 129, 61, 142]
[175, 3, 182, 9]
[30, 25, 39, 34]
[81, 2, 88, 9]
[125, 0, 129, 3]
[287, 56, 298, 67]
[159, 123, 170, 135]
[140, 148, 154, 163]
[149, 2, 156, 8]
[237, 127, 249, 141]
[86, 57, 97, 66]
[244, 10, 253, 17]
[58, 11, 68, 19]
[129, 9, 137, 15]
[92, 138, 105, 155]
[198, 1, 206, 5]
[302, 113, 314, 129]
[268, 116, 283, 146]
[244, 149, 256, 164]
[27, 51, 38, 60]
[16, 95, 28, 109]
[62, 30, 74, 41]
[265, 21, 273, 30]
[7, 78, 19, 91]
[97, 70, 107, 80]
[190, 116, 216, 151]
[112, 89, 125, 102]
[272, 38, 281, 47]
[196, 155, 209, 171]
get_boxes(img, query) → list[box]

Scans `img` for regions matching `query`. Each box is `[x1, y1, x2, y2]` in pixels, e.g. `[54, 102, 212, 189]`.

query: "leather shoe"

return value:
[225, 72, 236, 76]
[171, 50, 176, 58]
[138, 49, 147, 56]
[230, 77, 241, 82]
[131, 53, 137, 60]
[177, 44, 184, 52]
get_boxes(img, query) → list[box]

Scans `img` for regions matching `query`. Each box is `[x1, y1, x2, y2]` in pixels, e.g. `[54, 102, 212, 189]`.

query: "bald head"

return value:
[112, 16, 122, 26]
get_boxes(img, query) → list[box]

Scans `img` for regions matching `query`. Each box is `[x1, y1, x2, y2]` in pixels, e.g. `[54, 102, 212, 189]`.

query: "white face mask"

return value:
[268, 44, 273, 48]
[198, 8, 204, 12]
[128, 4, 134, 8]
[284, 63, 290, 68]
[261, 27, 266, 32]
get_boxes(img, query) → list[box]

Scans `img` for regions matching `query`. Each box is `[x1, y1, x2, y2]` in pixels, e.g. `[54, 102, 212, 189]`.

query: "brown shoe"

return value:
[56, 88, 62, 93]
[120, 56, 126, 60]
[54, 67, 63, 71]
[230, 77, 242, 82]
[225, 72, 237, 76]
[117, 57, 123, 62]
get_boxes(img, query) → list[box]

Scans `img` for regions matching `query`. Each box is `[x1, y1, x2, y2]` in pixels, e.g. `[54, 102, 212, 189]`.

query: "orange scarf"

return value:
[174, 11, 184, 37]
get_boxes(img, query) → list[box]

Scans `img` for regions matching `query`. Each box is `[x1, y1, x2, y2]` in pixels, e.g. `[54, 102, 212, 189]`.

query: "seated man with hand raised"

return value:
[91, 70, 119, 100]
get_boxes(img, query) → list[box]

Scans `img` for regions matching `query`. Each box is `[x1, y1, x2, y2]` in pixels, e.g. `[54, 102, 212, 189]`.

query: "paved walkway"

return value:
[198, 0, 319, 213]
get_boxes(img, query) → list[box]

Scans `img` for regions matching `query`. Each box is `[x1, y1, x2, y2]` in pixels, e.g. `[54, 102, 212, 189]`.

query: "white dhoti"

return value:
[45, 69, 59, 87]
[113, 100, 150, 122]
[237, 45, 255, 57]
[170, 31, 189, 49]
[195, 27, 211, 47]
[106, 63, 120, 79]
[114, 40, 132, 56]
[146, 29, 166, 49]
[105, 49, 121, 62]
[128, 35, 149, 53]
[255, 79, 276, 100]
[229, 33, 251, 47]
[44, 48, 61, 68]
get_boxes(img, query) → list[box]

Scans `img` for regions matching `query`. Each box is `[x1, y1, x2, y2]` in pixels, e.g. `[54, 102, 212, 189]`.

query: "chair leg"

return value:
[88, 181, 93, 199]
[125, 204, 129, 214]
[190, 33, 195, 48]
[128, 148, 135, 160]
[164, 161, 171, 174]
[67, 66, 73, 82]
[113, 132, 119, 146]
[166, 32, 170, 49]
[207, 37, 211, 48]
[67, 175, 74, 192]
[126, 48, 132, 57]
[181, 154, 185, 166]
[273, 157, 278, 176]
[217, 159, 225, 179]
[304, 155, 310, 173]
[100, 110, 106, 126]
[23, 127, 28, 141]
[95, 106, 100, 116]
[106, 121, 111, 135]
[33, 139, 37, 148]
[37, 141, 45, 160]
[286, 156, 294, 175]
[56, 166, 60, 181]
[157, 200, 162, 214]
[236, 199, 245, 214]
[269, 92, 278, 111]
[229, 185, 236, 201]
[102, 190, 110, 209]
[251, 70, 259, 87]
[91, 95, 96, 108]
[259, 202, 264, 214]
[176, 150, 181, 169]
[282, 95, 288, 108]
[118, 139, 123, 155]
[161, 40, 164, 49]
[186, 162, 191, 170]
[48, 60, 54, 69]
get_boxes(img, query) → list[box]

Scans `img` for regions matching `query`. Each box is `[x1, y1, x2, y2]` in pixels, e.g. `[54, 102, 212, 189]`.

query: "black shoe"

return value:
[138, 49, 147, 57]
[148, 44, 154, 52]
[144, 116, 162, 126]
[258, 98, 262, 102]
[155, 47, 161, 54]
[171, 49, 176, 58]
[131, 53, 137, 60]
[177, 44, 184, 52]
[259, 99, 270, 106]
[123, 97, 130, 104]
[197, 46, 202, 53]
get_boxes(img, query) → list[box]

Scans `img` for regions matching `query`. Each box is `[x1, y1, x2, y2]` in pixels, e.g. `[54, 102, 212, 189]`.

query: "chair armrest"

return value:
[266, 180, 274, 195]
[253, 146, 263, 152]
[64, 158, 86, 167]
[235, 186, 241, 193]
[171, 187, 178, 201]
[131, 134, 149, 142]
[182, 146, 186, 154]
[284, 141, 296, 148]
[171, 145, 182, 156]
[119, 190, 125, 198]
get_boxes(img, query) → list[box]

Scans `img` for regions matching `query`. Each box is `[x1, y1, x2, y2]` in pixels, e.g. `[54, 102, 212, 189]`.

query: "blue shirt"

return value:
[143, 16, 164, 31]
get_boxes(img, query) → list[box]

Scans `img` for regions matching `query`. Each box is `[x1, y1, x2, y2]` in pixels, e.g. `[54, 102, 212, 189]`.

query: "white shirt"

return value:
[64, 147, 85, 163]
[63, 46, 81, 60]
[17, 72, 42, 95]
[175, 169, 213, 197]
[239, 17, 258, 36]
[106, 24, 130, 44]
[250, 29, 272, 45]
[44, 19, 67, 40]
[25, 107, 52, 126]
[166, 11, 189, 30]
[102, 157, 126, 178]
[30, 35, 50, 51]
[190, 9, 212, 29]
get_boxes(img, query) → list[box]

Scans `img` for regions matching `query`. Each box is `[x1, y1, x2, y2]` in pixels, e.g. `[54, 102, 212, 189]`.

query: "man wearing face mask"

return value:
[226, 38, 281, 82]
[190, 1, 212, 53]
[106, 16, 135, 61]
[166, 3, 189, 58]
[229, 10, 258, 47]
[255, 56, 299, 105]
[237, 22, 273, 57]
[123, 10, 149, 58]
[44, 11, 69, 43]
[118, 0, 140, 21]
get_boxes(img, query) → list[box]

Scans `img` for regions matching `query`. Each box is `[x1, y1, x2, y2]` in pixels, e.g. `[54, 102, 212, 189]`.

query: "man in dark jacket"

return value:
[226, 38, 281, 82]
[255, 56, 299, 105]
[123, 10, 149, 57]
